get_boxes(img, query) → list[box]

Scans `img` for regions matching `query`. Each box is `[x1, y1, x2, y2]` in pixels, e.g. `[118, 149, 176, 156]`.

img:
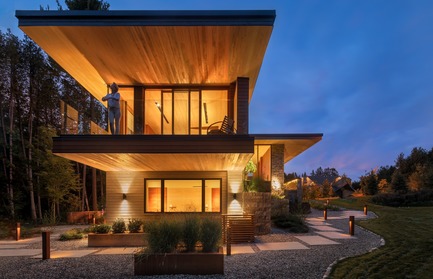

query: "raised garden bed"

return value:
[88, 232, 147, 247]
[134, 247, 224, 275]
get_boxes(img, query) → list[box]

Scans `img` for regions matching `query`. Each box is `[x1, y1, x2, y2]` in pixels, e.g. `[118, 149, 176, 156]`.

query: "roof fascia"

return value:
[16, 10, 276, 27]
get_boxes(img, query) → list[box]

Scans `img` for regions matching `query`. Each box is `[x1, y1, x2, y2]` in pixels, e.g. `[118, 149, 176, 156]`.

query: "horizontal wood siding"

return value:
[236, 77, 249, 134]
[105, 171, 227, 223]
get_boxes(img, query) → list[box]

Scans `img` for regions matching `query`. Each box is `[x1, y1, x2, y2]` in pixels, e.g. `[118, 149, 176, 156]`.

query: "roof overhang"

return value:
[53, 135, 254, 172]
[16, 10, 275, 102]
[252, 133, 323, 163]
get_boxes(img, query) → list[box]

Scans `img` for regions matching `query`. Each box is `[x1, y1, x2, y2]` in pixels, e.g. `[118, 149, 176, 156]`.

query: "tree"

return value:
[391, 171, 408, 194]
[360, 170, 378, 195]
[322, 179, 332, 198]
[36, 127, 80, 221]
[56, 0, 110, 10]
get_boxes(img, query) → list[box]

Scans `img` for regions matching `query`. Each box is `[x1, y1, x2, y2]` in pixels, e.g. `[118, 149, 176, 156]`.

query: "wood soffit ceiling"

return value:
[253, 134, 323, 163]
[17, 10, 275, 103]
[54, 153, 253, 172]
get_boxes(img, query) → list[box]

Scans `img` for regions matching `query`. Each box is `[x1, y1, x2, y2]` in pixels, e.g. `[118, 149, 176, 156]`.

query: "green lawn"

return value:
[328, 198, 433, 279]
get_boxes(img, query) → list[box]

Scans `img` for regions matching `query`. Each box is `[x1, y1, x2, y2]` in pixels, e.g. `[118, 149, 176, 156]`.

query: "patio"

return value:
[0, 209, 383, 278]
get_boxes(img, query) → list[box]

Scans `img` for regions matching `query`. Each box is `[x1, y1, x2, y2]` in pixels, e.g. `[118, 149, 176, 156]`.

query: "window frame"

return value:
[144, 178, 222, 213]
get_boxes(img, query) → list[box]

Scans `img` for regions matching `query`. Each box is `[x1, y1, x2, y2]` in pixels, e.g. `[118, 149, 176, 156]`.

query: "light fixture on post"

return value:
[349, 216, 355, 236]
[122, 193, 127, 200]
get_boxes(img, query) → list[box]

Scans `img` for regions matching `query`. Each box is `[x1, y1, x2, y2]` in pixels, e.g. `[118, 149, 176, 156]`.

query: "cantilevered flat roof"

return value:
[16, 10, 275, 103]
[252, 133, 323, 163]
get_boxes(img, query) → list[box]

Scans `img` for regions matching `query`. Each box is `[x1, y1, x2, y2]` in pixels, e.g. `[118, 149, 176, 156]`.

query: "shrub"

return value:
[309, 200, 340, 211]
[128, 218, 143, 233]
[200, 217, 222, 252]
[112, 218, 126, 233]
[59, 228, 84, 241]
[272, 214, 309, 233]
[372, 189, 433, 207]
[182, 215, 200, 252]
[146, 219, 182, 253]
[94, 224, 111, 234]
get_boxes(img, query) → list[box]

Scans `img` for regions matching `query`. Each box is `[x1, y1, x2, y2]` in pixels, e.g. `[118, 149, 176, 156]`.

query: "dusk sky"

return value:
[1, 0, 433, 180]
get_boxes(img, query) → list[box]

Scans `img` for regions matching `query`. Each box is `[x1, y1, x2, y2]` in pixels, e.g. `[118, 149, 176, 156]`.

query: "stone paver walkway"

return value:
[0, 208, 374, 258]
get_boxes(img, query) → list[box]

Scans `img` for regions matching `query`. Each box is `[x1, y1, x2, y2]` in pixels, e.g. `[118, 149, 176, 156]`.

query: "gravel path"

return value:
[0, 209, 384, 279]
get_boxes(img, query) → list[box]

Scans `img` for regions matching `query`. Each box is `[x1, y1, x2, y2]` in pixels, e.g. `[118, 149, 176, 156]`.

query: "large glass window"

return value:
[143, 88, 228, 135]
[144, 179, 221, 213]
[253, 145, 271, 181]
[145, 180, 162, 212]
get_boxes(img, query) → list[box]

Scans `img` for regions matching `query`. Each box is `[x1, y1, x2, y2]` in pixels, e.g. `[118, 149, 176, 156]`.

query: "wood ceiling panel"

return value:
[254, 137, 323, 163]
[56, 153, 252, 172]
[21, 25, 272, 103]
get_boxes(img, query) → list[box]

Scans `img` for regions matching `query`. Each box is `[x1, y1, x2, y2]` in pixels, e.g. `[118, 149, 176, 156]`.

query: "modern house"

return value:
[16, 10, 322, 227]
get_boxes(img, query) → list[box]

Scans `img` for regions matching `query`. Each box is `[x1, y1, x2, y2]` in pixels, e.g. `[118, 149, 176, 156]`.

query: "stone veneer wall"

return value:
[271, 144, 285, 189]
[242, 192, 271, 235]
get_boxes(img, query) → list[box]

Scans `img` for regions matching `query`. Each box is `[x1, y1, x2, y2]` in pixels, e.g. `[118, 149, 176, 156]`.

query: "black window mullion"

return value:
[188, 90, 191, 135]
[199, 90, 202, 135]
[171, 91, 174, 135]
[202, 179, 205, 212]
[161, 179, 165, 213]
[160, 91, 163, 135]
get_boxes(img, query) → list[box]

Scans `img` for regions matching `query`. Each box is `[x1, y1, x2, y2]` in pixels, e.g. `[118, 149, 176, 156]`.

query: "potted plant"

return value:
[88, 220, 147, 247]
[128, 218, 143, 233]
[134, 216, 224, 275]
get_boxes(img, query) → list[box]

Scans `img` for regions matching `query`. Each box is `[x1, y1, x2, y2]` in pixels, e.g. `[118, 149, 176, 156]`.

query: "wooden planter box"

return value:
[134, 247, 224, 275]
[88, 232, 147, 247]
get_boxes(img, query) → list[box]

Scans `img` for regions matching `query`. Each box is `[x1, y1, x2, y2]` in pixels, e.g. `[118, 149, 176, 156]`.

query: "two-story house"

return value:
[16, 10, 322, 226]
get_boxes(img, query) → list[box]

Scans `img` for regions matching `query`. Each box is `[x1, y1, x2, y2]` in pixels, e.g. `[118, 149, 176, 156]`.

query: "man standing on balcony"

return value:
[102, 82, 121, 134]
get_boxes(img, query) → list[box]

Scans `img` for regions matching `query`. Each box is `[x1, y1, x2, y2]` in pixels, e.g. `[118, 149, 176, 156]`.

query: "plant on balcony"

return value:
[112, 218, 126, 233]
[128, 218, 143, 233]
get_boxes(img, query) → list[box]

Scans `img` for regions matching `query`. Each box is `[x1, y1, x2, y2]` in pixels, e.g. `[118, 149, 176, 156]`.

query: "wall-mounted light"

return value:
[233, 193, 237, 200]
[123, 193, 127, 200]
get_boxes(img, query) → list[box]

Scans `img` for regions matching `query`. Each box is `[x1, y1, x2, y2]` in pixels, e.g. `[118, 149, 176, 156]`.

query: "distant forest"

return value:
[0, 0, 111, 223]
[285, 146, 433, 197]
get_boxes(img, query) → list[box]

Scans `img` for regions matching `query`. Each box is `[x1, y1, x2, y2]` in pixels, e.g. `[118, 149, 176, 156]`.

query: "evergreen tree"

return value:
[391, 171, 408, 194]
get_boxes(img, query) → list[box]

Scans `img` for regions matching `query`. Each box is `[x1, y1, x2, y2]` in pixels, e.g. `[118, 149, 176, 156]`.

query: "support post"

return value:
[226, 225, 231, 256]
[15, 222, 20, 241]
[323, 207, 327, 220]
[349, 216, 355, 236]
[364, 205, 368, 215]
[42, 231, 50, 260]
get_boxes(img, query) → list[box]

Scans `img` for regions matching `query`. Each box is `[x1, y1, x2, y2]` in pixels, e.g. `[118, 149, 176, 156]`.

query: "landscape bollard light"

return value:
[349, 216, 355, 236]
[16, 222, 20, 241]
[364, 205, 368, 215]
[42, 231, 51, 260]
[323, 207, 327, 220]
[226, 225, 231, 256]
